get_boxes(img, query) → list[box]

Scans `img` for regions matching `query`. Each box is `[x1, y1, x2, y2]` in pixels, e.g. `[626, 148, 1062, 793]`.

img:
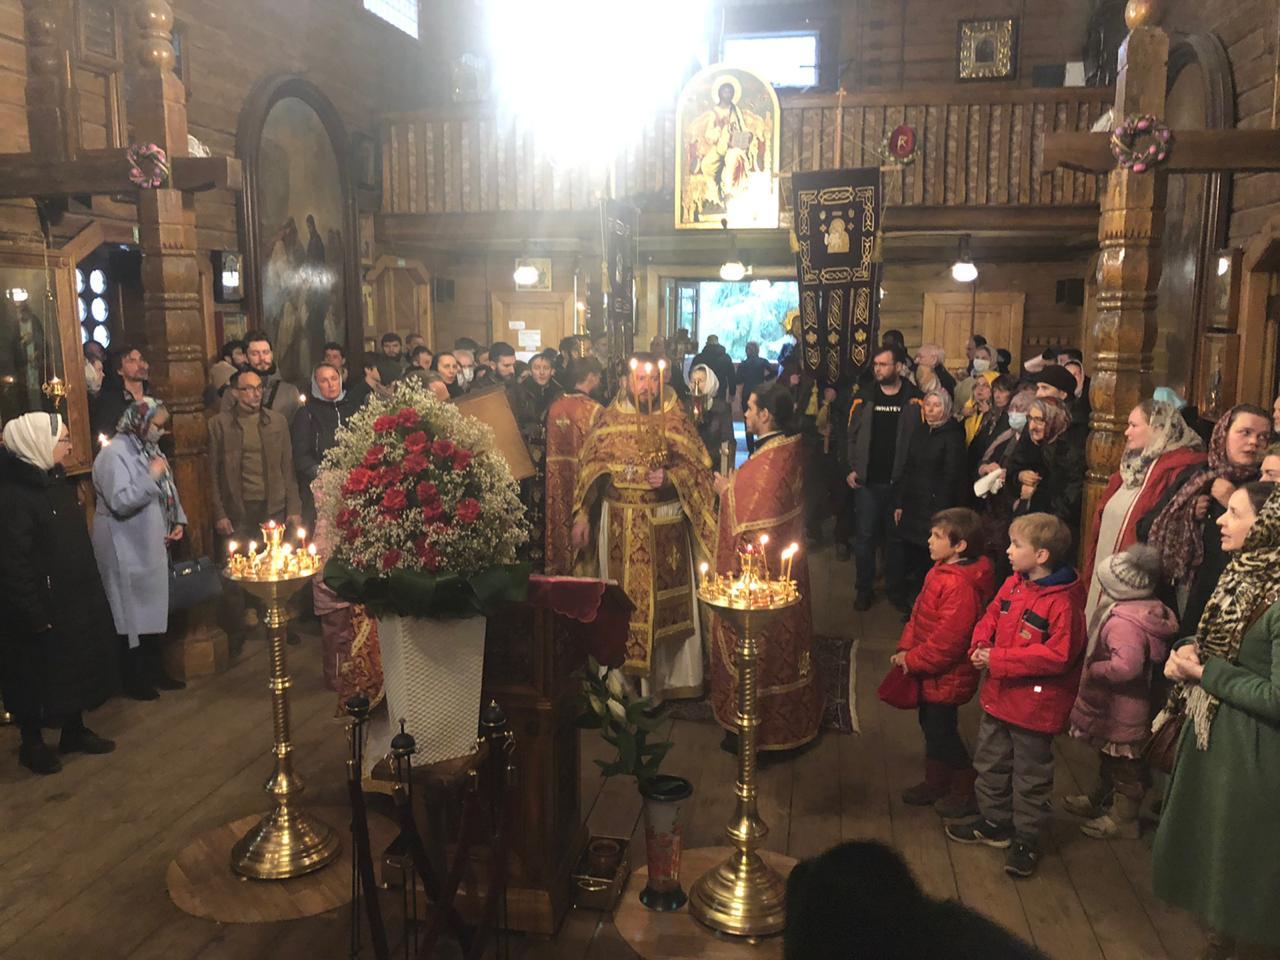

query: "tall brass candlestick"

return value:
[690, 581, 799, 937]
[222, 524, 339, 880]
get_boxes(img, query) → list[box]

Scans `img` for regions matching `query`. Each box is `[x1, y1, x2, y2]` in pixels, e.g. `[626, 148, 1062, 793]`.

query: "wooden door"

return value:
[491, 291, 573, 357]
[922, 291, 1026, 378]
[366, 255, 434, 347]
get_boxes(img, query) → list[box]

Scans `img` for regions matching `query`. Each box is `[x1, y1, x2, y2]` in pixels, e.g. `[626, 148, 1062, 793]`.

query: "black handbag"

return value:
[169, 555, 222, 612]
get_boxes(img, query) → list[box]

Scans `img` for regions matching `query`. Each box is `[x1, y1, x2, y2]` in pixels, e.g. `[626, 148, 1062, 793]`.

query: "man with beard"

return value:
[94, 343, 152, 439]
[221, 330, 302, 424]
[571, 353, 716, 700]
[845, 345, 922, 612]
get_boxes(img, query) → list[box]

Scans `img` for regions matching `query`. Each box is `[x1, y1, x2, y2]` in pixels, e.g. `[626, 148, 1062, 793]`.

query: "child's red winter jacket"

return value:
[968, 567, 1087, 735]
[897, 556, 996, 705]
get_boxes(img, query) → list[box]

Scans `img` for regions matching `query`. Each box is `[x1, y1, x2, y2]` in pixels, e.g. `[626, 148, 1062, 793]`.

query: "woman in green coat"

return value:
[1153, 480, 1280, 959]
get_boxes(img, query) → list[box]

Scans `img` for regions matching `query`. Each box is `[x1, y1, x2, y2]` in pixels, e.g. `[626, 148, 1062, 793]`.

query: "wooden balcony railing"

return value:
[379, 86, 1113, 218]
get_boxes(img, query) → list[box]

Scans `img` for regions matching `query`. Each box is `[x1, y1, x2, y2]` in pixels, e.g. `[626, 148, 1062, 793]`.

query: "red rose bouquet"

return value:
[318, 382, 529, 617]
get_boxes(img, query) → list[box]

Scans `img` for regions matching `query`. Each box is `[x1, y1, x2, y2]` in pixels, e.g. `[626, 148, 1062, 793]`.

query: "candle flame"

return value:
[248, 540, 257, 553]
[658, 358, 667, 371]
[783, 543, 799, 558]
[228, 540, 238, 554]
[97, 433, 110, 447]
[307, 544, 318, 556]
[296, 527, 307, 540]
[281, 544, 293, 555]
[759, 533, 769, 546]
[629, 358, 638, 370]
[699, 561, 709, 574]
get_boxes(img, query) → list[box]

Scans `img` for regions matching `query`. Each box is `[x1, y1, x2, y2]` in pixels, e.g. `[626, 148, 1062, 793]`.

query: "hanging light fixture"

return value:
[951, 236, 978, 283]
[39, 237, 65, 409]
[719, 219, 747, 282]
[513, 261, 541, 287]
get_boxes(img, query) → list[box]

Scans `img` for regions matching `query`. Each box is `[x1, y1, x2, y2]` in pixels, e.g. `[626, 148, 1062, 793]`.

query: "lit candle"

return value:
[296, 527, 307, 549]
[657, 358, 667, 423]
[97, 433, 110, 448]
[228, 540, 238, 556]
[248, 541, 258, 571]
[758, 534, 770, 579]
[629, 358, 641, 439]
[699, 561, 709, 587]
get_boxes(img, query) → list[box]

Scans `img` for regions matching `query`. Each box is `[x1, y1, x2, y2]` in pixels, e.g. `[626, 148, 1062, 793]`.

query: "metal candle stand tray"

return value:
[570, 835, 632, 912]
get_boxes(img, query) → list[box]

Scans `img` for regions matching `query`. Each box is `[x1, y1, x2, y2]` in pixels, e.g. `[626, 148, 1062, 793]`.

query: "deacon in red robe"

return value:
[544, 358, 604, 575]
[710, 383, 824, 751]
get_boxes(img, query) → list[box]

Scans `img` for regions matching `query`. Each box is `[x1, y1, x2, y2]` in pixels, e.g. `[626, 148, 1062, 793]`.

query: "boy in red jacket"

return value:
[945, 512, 1086, 879]
[890, 508, 995, 818]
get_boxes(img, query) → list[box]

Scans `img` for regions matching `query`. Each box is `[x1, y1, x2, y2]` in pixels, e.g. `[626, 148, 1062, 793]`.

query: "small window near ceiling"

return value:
[362, 0, 419, 38]
[722, 33, 819, 88]
[78, 265, 112, 348]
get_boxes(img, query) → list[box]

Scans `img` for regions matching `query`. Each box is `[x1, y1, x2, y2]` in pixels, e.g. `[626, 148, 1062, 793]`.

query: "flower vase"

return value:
[376, 612, 487, 766]
[638, 774, 694, 911]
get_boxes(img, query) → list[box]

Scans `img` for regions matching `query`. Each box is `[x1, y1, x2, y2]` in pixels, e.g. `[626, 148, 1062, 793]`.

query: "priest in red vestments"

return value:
[711, 382, 824, 751]
[545, 357, 604, 575]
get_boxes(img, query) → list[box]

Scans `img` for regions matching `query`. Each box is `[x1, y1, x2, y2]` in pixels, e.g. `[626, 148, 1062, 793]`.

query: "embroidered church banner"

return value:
[791, 168, 881, 384]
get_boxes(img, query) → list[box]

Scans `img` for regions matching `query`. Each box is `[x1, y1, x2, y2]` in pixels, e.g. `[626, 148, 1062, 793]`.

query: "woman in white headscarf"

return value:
[689, 363, 735, 466]
[0, 413, 118, 776]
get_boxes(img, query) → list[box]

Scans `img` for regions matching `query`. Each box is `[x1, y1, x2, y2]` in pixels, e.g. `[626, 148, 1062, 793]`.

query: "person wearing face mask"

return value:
[1153, 481, 1280, 960]
[1008, 398, 1086, 546]
[953, 346, 996, 413]
[91, 398, 189, 700]
[453, 348, 478, 391]
[1147, 403, 1272, 634]
[0, 413, 119, 775]
[291, 362, 359, 530]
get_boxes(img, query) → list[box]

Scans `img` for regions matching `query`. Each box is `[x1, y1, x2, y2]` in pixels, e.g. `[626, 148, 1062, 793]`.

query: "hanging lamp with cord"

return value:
[39, 234, 66, 408]
[719, 218, 747, 282]
[950, 235, 978, 283]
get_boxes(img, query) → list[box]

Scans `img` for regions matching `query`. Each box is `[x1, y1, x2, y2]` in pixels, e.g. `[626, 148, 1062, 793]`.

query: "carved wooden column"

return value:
[21, 0, 74, 160]
[131, 0, 228, 675]
[1084, 8, 1170, 534]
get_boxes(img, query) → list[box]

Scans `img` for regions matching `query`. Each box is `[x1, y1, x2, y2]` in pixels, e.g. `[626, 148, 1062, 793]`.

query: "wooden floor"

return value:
[0, 547, 1207, 960]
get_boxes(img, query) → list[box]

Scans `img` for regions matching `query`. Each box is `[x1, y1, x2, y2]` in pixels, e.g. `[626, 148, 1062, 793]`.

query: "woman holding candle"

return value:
[91, 398, 189, 698]
[710, 383, 824, 755]
[0, 412, 119, 775]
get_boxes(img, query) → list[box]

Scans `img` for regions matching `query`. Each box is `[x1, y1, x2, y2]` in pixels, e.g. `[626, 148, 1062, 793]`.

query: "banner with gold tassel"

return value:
[790, 168, 881, 386]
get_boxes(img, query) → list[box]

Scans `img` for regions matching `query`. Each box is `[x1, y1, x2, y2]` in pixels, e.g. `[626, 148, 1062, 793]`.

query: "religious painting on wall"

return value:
[957, 18, 1018, 81]
[240, 80, 357, 387]
[1197, 332, 1239, 422]
[675, 64, 780, 230]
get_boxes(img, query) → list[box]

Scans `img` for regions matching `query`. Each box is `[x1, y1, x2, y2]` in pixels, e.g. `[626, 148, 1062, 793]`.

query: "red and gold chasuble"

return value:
[573, 387, 717, 677]
[710, 433, 824, 751]
[544, 392, 602, 575]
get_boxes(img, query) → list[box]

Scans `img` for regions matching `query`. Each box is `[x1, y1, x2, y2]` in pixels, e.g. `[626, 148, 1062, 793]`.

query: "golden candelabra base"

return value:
[224, 570, 340, 880]
[688, 593, 798, 938]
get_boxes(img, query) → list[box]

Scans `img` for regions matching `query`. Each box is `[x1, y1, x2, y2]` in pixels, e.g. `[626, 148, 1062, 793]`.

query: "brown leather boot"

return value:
[934, 767, 979, 819]
[901, 758, 951, 806]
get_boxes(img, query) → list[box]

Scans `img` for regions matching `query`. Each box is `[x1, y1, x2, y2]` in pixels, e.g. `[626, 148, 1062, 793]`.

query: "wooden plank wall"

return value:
[380, 88, 1113, 217]
[0, 0, 431, 253]
[1166, 0, 1280, 243]
[846, 0, 1094, 90]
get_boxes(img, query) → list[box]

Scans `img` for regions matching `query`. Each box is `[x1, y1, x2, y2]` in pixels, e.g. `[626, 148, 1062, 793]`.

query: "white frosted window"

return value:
[722, 34, 818, 88]
[363, 0, 418, 38]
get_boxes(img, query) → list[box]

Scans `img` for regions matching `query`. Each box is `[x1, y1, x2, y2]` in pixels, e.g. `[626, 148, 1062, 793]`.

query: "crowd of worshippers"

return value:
[9, 325, 1279, 954]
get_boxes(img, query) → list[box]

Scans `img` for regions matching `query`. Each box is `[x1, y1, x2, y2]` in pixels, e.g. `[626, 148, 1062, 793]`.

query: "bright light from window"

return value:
[89, 269, 107, 294]
[722, 33, 818, 88]
[363, 0, 419, 38]
[76, 269, 85, 294]
[486, 0, 710, 167]
[6, 287, 28, 303]
[513, 264, 541, 287]
[78, 299, 87, 322]
[91, 297, 109, 322]
[93, 325, 111, 347]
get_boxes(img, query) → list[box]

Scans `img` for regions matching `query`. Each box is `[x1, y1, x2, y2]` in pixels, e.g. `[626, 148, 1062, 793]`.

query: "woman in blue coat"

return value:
[91, 398, 187, 699]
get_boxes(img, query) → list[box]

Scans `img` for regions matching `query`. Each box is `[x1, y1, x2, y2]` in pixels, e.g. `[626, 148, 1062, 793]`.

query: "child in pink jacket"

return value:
[1066, 544, 1177, 839]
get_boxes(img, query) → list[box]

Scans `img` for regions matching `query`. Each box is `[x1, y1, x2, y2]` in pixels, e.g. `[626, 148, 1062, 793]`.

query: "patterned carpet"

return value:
[665, 635, 859, 735]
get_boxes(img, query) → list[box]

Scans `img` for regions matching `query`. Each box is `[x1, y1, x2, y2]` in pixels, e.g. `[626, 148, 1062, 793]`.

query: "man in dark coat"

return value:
[93, 343, 151, 441]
